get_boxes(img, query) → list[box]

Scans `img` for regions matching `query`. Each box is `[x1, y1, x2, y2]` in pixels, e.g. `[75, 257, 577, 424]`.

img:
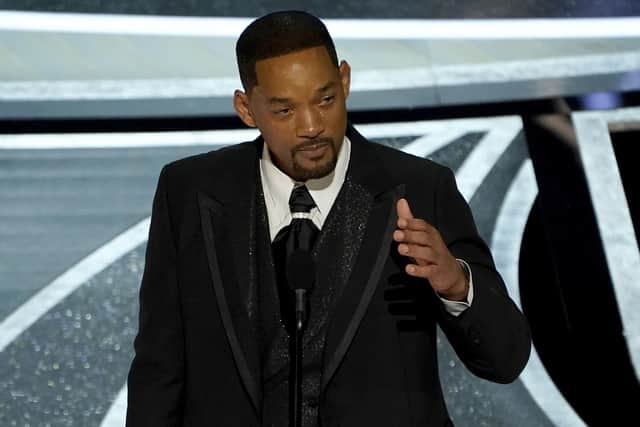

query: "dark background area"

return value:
[1, 0, 639, 18]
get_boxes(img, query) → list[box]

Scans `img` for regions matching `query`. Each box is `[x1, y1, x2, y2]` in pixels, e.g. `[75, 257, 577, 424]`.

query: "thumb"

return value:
[396, 198, 414, 220]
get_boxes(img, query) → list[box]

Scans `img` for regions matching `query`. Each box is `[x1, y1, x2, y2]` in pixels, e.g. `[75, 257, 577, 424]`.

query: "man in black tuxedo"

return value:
[126, 10, 531, 427]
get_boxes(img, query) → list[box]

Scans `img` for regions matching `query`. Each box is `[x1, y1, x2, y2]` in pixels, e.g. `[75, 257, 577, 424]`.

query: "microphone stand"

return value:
[290, 291, 306, 427]
[286, 250, 314, 427]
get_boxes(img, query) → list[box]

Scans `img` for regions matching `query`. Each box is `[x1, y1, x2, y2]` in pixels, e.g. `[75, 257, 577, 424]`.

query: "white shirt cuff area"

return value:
[439, 259, 474, 317]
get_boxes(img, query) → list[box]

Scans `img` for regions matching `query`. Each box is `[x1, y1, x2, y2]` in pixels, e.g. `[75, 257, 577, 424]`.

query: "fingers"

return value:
[396, 218, 432, 233]
[394, 198, 439, 261]
[404, 263, 433, 278]
[393, 229, 431, 246]
[393, 198, 463, 291]
[394, 197, 444, 269]
[396, 198, 414, 220]
[397, 242, 436, 265]
[397, 198, 435, 231]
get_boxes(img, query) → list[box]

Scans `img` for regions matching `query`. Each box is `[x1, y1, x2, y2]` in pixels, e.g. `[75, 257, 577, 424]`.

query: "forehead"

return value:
[253, 46, 338, 96]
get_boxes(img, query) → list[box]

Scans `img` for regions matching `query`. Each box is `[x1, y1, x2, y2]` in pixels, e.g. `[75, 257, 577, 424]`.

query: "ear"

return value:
[339, 60, 351, 99]
[233, 89, 257, 128]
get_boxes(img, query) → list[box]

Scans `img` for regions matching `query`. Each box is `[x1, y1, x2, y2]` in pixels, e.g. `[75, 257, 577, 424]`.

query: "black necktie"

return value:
[272, 185, 319, 332]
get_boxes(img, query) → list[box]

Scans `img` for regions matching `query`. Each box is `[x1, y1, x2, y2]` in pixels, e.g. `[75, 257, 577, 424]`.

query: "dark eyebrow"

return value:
[269, 97, 290, 105]
[268, 81, 338, 105]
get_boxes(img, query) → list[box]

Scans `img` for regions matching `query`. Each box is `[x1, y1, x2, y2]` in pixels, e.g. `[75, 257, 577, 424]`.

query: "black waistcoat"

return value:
[254, 176, 373, 427]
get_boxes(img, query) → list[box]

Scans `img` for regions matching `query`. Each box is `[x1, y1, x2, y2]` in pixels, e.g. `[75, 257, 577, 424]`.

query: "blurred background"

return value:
[1, 1, 639, 426]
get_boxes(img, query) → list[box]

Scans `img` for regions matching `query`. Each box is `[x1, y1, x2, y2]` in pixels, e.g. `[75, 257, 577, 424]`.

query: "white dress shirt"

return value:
[259, 136, 473, 316]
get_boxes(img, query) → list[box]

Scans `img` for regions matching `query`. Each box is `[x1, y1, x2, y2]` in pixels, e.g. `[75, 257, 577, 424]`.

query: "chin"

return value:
[293, 159, 336, 181]
[292, 146, 338, 181]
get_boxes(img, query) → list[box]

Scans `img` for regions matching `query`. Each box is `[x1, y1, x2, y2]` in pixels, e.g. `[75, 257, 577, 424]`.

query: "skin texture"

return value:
[233, 46, 468, 301]
[233, 46, 350, 182]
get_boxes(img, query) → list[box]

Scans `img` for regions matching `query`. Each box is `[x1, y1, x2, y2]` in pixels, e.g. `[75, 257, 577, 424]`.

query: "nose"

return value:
[296, 106, 324, 139]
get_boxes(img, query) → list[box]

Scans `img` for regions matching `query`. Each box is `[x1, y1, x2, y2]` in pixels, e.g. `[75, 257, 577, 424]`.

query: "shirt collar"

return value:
[260, 136, 351, 239]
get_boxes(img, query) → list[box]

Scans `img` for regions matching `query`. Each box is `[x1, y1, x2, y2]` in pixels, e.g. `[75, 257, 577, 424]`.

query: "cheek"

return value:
[253, 113, 289, 142]
[326, 99, 347, 122]
[255, 120, 296, 161]
[259, 120, 292, 143]
[324, 107, 347, 135]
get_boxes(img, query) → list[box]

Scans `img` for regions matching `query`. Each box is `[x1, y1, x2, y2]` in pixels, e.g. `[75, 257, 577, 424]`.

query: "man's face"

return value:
[234, 46, 351, 181]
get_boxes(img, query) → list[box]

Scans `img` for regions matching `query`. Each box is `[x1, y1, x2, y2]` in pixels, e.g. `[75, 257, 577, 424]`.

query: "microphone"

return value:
[286, 250, 315, 331]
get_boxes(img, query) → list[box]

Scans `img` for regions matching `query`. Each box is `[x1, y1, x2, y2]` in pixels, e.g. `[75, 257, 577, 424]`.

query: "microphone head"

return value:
[286, 250, 315, 291]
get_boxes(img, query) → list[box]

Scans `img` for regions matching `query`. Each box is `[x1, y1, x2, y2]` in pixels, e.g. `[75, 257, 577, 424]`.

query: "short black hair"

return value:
[236, 10, 339, 92]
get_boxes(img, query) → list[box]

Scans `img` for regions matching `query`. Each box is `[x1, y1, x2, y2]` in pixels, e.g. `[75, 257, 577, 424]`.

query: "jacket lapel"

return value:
[322, 125, 405, 391]
[197, 140, 263, 415]
[194, 128, 405, 402]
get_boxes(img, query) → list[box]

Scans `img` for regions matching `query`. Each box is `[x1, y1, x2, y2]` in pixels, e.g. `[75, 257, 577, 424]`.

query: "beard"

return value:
[290, 138, 338, 181]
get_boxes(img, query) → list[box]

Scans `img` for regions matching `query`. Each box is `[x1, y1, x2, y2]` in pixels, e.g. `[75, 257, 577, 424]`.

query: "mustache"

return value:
[293, 138, 333, 152]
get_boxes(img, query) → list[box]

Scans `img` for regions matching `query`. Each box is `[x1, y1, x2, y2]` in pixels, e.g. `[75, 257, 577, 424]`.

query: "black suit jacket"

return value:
[126, 124, 531, 426]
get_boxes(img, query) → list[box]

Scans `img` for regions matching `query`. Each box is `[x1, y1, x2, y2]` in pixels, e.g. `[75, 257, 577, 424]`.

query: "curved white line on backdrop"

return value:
[0, 217, 151, 352]
[491, 160, 586, 427]
[455, 116, 522, 201]
[358, 116, 515, 139]
[100, 386, 128, 427]
[572, 108, 640, 382]
[399, 118, 582, 427]
[1, 11, 640, 39]
[401, 130, 469, 158]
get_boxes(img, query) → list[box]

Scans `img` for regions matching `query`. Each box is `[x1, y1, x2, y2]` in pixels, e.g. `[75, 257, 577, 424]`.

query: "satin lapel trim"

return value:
[321, 184, 405, 391]
[198, 191, 262, 415]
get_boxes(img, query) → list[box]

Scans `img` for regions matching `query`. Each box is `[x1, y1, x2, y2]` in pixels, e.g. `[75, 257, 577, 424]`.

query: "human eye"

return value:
[274, 107, 292, 116]
[320, 95, 335, 105]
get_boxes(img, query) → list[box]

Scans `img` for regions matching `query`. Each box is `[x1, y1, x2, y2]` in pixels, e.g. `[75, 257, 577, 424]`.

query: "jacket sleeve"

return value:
[433, 166, 531, 384]
[126, 166, 185, 425]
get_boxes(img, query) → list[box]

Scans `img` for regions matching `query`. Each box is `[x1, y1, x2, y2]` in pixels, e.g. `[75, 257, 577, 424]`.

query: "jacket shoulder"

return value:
[156, 140, 258, 193]
[164, 141, 257, 178]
